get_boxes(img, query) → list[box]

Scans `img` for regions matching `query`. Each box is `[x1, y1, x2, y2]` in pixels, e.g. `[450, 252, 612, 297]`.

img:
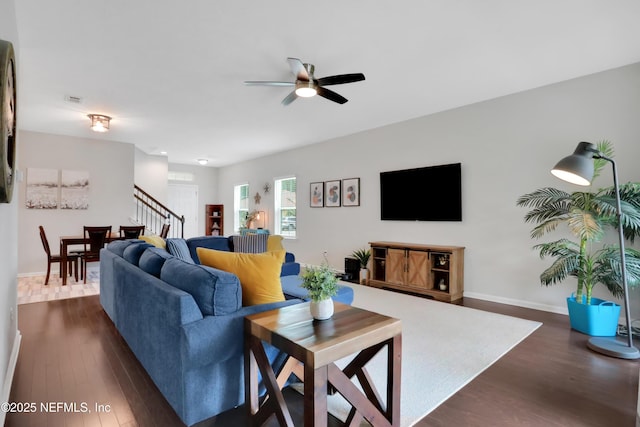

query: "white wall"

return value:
[218, 62, 640, 316]
[0, 0, 20, 419]
[18, 131, 135, 274]
[168, 162, 219, 236]
[134, 148, 168, 204]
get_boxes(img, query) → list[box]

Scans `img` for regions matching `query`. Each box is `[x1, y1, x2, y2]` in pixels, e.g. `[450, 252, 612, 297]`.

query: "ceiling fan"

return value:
[244, 57, 365, 105]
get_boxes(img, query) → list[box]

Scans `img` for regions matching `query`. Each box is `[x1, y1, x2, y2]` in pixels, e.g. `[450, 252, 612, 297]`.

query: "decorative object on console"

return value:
[550, 141, 640, 360]
[310, 181, 324, 207]
[300, 262, 339, 320]
[325, 180, 341, 207]
[244, 209, 262, 228]
[342, 177, 360, 206]
[351, 247, 371, 285]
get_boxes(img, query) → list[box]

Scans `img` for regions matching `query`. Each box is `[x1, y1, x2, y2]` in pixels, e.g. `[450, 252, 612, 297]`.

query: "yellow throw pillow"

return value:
[139, 235, 166, 249]
[267, 235, 285, 252]
[196, 248, 285, 306]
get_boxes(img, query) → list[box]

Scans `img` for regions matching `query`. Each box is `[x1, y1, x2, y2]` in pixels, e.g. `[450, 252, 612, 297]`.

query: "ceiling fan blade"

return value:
[317, 87, 348, 104]
[317, 73, 365, 86]
[287, 57, 309, 81]
[244, 81, 295, 86]
[281, 90, 298, 106]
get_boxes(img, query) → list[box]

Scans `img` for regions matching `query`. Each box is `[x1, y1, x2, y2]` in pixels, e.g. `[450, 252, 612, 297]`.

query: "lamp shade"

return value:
[551, 141, 596, 186]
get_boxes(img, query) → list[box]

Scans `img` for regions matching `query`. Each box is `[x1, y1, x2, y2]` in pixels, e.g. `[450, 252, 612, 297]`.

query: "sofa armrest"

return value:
[181, 299, 302, 368]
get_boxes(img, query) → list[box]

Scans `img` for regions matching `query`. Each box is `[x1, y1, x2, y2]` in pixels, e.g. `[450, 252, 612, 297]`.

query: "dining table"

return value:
[59, 232, 123, 286]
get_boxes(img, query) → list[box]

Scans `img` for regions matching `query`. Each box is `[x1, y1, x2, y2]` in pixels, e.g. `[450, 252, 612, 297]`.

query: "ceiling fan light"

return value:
[295, 81, 317, 97]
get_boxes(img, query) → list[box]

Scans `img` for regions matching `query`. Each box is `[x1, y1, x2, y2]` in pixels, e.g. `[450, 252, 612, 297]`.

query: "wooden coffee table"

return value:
[244, 302, 402, 427]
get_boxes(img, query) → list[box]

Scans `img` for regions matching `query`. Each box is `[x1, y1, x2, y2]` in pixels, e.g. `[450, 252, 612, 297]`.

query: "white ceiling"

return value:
[13, 1, 640, 167]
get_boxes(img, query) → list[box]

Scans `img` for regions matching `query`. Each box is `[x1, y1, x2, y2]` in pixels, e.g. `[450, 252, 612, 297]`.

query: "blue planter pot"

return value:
[566, 295, 620, 337]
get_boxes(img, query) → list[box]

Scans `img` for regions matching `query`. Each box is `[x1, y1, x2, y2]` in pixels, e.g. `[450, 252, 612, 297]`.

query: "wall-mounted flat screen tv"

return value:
[380, 162, 462, 221]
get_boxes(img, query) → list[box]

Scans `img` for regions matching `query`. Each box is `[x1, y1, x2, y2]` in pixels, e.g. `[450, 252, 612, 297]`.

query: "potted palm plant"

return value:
[352, 248, 371, 284]
[517, 141, 640, 336]
[300, 262, 339, 320]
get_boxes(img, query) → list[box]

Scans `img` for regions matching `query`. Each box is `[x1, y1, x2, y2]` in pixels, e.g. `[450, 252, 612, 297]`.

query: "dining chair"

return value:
[160, 223, 170, 238]
[119, 225, 145, 239]
[38, 225, 79, 285]
[79, 226, 112, 284]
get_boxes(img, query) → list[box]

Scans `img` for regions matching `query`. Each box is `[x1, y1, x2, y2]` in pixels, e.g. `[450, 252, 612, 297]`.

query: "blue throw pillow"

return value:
[106, 239, 142, 258]
[139, 247, 173, 278]
[160, 258, 242, 316]
[122, 242, 153, 266]
[166, 238, 195, 264]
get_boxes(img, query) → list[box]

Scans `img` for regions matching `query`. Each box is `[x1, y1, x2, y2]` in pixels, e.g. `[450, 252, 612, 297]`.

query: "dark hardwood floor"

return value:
[6, 295, 639, 427]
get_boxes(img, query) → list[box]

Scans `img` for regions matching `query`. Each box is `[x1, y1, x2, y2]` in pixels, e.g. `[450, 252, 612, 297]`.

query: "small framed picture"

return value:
[310, 182, 324, 207]
[325, 180, 341, 207]
[342, 178, 360, 206]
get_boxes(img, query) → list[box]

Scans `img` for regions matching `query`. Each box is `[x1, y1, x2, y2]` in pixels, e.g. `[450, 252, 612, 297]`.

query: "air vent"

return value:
[64, 95, 83, 104]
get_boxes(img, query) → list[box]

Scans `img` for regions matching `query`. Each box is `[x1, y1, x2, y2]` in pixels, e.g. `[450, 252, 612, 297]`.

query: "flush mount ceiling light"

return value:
[87, 114, 111, 132]
[197, 159, 208, 165]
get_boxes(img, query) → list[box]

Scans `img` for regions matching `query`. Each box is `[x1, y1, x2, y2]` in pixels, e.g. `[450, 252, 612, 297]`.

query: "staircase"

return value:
[134, 185, 185, 238]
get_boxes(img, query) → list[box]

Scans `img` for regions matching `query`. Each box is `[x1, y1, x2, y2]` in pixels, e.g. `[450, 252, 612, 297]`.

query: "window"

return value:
[234, 183, 249, 232]
[275, 177, 296, 238]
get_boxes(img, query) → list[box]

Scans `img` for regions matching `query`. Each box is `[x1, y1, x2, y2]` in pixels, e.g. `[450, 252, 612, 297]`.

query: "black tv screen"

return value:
[380, 163, 462, 221]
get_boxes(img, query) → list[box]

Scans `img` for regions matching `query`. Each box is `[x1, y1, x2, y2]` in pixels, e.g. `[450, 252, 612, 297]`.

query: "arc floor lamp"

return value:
[551, 141, 640, 359]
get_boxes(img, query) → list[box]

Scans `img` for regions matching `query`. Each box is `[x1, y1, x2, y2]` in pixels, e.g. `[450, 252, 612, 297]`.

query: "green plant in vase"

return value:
[352, 248, 371, 284]
[300, 263, 339, 320]
[517, 140, 640, 307]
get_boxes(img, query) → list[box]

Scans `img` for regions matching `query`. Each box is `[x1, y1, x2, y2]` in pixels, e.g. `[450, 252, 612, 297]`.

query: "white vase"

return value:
[359, 268, 368, 285]
[310, 298, 334, 320]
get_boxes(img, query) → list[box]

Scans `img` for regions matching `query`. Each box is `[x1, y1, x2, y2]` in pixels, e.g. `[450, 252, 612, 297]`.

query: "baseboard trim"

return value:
[463, 291, 569, 315]
[1, 329, 22, 426]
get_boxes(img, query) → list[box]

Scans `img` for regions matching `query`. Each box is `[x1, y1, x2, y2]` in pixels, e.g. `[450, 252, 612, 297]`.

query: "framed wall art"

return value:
[25, 168, 58, 209]
[342, 178, 360, 206]
[310, 182, 324, 207]
[325, 180, 341, 207]
[60, 170, 89, 210]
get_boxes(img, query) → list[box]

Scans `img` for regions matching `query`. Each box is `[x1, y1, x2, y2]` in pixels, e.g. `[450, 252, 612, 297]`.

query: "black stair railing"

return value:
[134, 185, 185, 238]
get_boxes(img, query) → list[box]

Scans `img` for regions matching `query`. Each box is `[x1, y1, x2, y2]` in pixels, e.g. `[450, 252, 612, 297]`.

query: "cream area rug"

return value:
[17, 270, 100, 305]
[325, 283, 542, 427]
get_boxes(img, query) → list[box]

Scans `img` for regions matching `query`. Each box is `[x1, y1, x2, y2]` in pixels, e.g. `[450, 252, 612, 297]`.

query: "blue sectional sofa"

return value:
[99, 236, 353, 426]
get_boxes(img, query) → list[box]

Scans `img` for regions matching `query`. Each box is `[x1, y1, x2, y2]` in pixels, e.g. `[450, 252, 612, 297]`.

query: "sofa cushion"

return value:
[123, 242, 153, 266]
[160, 257, 242, 316]
[166, 238, 195, 264]
[197, 248, 286, 306]
[267, 235, 285, 252]
[232, 234, 268, 253]
[139, 247, 173, 277]
[186, 236, 233, 264]
[139, 234, 167, 249]
[107, 239, 142, 257]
